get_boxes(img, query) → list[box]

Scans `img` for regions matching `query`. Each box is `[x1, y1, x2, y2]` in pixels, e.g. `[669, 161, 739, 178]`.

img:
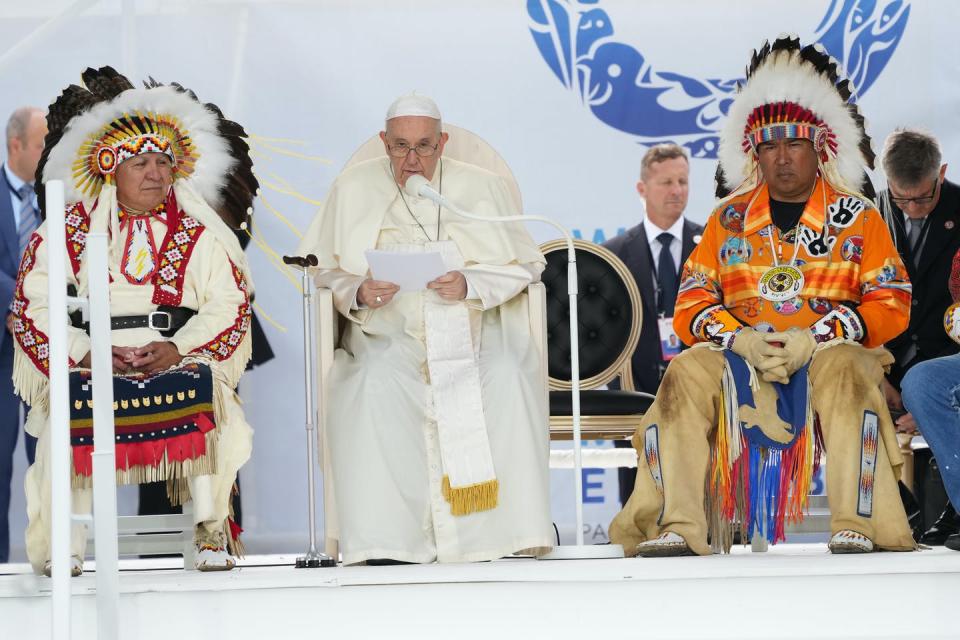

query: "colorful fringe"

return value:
[708, 355, 824, 552]
[68, 363, 218, 500]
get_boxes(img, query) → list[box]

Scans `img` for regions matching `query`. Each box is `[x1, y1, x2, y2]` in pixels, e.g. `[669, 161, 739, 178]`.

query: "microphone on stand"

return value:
[402, 173, 620, 558]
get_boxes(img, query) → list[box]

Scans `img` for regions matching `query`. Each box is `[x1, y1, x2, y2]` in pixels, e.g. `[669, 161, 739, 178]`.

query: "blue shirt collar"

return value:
[3, 163, 30, 198]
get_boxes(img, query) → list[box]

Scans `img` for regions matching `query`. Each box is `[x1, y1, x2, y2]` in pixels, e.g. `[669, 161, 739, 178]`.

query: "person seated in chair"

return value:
[609, 37, 917, 557]
[901, 247, 960, 552]
[14, 67, 257, 575]
[297, 94, 553, 565]
[877, 130, 960, 544]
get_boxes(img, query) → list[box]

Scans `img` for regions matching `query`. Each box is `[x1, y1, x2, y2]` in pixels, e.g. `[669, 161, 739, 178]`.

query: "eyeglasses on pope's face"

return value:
[386, 140, 440, 158]
[890, 177, 939, 207]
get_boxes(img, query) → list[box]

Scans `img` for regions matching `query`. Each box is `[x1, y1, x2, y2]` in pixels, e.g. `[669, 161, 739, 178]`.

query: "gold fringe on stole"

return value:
[441, 475, 499, 516]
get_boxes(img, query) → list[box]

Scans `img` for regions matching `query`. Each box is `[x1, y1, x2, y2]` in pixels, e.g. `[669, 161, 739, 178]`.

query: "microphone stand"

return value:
[405, 175, 622, 559]
[282, 253, 336, 568]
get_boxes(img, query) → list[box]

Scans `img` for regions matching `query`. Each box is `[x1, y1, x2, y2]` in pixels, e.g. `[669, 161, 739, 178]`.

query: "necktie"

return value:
[656, 232, 678, 315]
[17, 183, 38, 257]
[906, 217, 924, 266]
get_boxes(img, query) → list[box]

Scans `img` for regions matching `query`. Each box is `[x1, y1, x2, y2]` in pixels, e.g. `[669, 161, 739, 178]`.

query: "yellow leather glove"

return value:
[730, 327, 789, 383]
[763, 328, 817, 381]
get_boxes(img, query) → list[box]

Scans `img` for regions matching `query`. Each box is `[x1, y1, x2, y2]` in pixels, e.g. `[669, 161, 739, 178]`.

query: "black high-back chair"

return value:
[539, 239, 654, 440]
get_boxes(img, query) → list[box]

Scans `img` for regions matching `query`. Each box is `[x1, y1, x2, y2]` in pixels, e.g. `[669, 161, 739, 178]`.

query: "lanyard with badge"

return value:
[649, 239, 682, 362]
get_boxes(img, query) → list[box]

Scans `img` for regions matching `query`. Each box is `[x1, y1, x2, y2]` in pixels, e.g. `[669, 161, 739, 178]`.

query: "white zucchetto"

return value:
[385, 93, 442, 121]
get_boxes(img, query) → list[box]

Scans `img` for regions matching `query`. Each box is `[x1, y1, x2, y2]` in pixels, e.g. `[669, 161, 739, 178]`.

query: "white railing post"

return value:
[45, 180, 72, 639]
[87, 232, 119, 639]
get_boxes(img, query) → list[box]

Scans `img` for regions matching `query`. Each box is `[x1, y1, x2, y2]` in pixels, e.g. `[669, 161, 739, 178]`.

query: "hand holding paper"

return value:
[357, 279, 400, 308]
[427, 271, 467, 300]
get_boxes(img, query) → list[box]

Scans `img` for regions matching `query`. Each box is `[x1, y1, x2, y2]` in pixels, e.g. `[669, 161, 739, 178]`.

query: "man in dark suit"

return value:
[0, 107, 46, 563]
[603, 143, 702, 506]
[879, 129, 960, 544]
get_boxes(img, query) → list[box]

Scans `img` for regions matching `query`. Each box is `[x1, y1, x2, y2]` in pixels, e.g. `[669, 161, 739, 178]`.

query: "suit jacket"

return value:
[603, 218, 703, 393]
[883, 179, 960, 386]
[0, 168, 22, 353]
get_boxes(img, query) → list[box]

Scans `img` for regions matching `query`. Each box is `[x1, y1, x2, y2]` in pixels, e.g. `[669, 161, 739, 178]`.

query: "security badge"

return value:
[758, 264, 804, 302]
[658, 316, 682, 361]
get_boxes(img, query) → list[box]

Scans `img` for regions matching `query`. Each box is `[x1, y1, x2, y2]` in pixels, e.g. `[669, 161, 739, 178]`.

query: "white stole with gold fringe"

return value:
[422, 241, 498, 516]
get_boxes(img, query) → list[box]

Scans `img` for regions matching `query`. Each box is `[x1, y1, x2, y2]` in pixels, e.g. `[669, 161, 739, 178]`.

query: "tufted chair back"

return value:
[540, 239, 642, 392]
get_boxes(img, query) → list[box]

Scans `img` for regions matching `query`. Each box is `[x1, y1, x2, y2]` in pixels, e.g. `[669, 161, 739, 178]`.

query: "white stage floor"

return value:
[1, 545, 957, 639]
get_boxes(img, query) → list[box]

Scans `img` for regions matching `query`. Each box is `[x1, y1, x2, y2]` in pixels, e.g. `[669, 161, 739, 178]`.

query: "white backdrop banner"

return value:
[0, 0, 954, 556]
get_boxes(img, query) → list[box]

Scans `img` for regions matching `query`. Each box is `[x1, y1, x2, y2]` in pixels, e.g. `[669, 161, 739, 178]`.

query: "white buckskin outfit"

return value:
[15, 67, 258, 573]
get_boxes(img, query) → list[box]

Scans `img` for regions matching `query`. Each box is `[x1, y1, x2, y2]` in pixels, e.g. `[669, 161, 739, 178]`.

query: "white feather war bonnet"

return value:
[715, 36, 876, 203]
[36, 66, 258, 282]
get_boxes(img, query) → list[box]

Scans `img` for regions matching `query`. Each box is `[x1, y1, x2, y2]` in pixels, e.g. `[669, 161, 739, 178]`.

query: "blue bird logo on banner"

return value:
[528, 0, 911, 159]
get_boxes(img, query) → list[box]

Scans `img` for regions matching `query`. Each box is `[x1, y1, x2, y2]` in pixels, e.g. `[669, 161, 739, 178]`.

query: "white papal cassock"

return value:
[300, 155, 553, 564]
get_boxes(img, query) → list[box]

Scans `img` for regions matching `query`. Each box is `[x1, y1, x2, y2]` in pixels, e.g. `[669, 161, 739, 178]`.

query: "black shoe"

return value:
[365, 558, 414, 566]
[946, 534, 960, 552]
[920, 503, 960, 545]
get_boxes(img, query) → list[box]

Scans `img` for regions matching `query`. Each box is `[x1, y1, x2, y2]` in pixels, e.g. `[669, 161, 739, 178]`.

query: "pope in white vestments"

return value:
[300, 95, 554, 564]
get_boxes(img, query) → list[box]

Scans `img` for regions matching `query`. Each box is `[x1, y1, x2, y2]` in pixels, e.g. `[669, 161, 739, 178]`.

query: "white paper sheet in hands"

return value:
[364, 249, 449, 292]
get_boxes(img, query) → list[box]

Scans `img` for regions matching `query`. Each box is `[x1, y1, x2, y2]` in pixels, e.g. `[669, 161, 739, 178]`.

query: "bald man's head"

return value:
[6, 107, 47, 183]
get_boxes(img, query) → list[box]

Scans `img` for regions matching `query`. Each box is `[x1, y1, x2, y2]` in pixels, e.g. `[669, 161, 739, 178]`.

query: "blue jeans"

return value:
[901, 353, 960, 510]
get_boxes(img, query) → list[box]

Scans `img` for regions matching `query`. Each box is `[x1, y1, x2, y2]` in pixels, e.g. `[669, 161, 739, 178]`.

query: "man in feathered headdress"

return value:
[14, 67, 258, 574]
[610, 37, 916, 556]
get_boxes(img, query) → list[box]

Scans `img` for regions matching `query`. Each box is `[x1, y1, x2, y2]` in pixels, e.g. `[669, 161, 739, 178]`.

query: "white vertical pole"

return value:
[87, 232, 119, 640]
[566, 253, 584, 547]
[45, 181, 72, 639]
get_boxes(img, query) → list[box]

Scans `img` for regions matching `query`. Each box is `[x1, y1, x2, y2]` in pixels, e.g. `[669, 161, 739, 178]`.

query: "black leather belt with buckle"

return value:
[73, 306, 197, 338]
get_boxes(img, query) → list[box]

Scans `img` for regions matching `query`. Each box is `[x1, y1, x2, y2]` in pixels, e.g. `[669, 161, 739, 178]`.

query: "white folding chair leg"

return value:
[181, 501, 197, 570]
[88, 499, 197, 567]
